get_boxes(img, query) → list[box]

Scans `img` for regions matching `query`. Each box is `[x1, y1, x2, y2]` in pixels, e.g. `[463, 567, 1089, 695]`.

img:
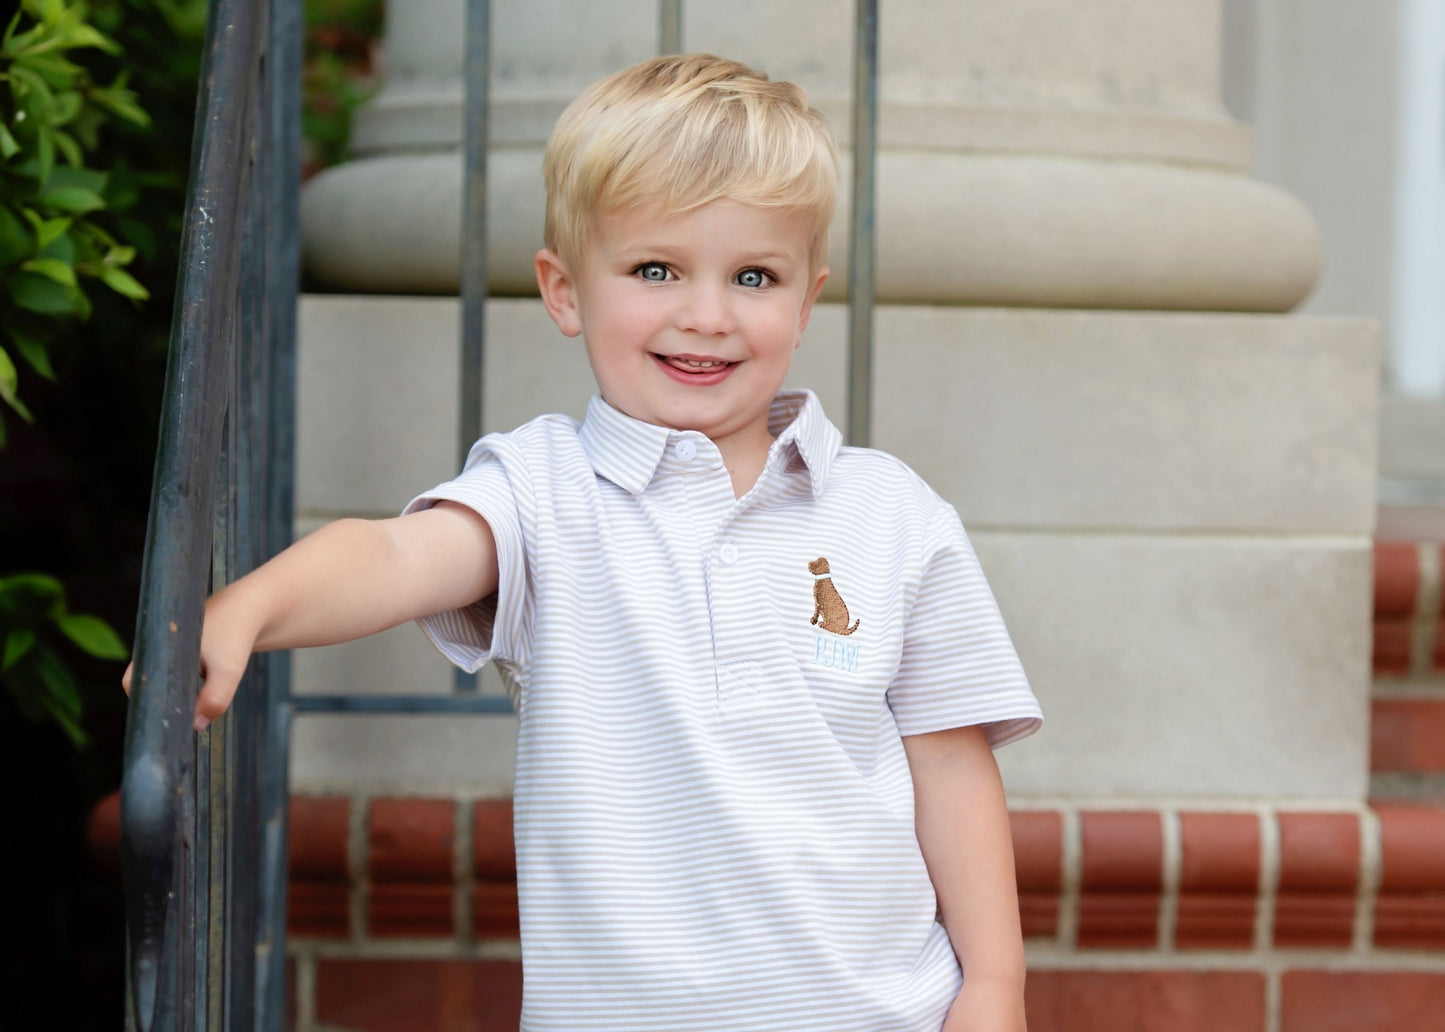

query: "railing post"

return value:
[846, 0, 879, 448]
[255, 0, 303, 1023]
[119, 0, 286, 1025]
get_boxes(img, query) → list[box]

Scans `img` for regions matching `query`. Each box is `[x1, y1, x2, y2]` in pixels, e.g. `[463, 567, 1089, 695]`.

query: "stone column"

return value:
[303, 0, 1321, 311]
[300, 0, 660, 293]
[293, 0, 1377, 806]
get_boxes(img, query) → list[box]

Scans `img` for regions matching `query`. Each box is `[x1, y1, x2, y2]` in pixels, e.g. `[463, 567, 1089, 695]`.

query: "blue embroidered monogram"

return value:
[812, 632, 862, 672]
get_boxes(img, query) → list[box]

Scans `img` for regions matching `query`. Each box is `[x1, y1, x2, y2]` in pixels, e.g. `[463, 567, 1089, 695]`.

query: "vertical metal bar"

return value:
[659, 0, 682, 54]
[120, 0, 259, 1023]
[455, 0, 491, 694]
[846, 0, 879, 448]
[257, 0, 302, 1025]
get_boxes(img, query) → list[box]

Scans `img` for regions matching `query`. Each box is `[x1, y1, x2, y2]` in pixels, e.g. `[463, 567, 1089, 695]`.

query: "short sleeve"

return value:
[401, 444, 531, 675]
[887, 504, 1042, 748]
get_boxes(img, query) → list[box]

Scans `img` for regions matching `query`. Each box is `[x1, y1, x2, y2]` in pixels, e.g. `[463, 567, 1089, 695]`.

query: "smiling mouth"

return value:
[654, 354, 736, 373]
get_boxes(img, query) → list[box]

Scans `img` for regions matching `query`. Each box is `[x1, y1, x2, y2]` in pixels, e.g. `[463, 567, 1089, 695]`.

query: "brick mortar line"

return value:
[1370, 772, 1445, 799]
[287, 938, 1445, 971]
[288, 937, 525, 961]
[1010, 799, 1372, 814]
[1414, 542, 1442, 678]
[1355, 807, 1382, 951]
[1370, 679, 1445, 700]
[290, 783, 517, 802]
[1256, 809, 1280, 953]
[1158, 807, 1180, 951]
[455, 798, 474, 945]
[1058, 808, 1081, 950]
[293, 946, 317, 1032]
[348, 793, 369, 943]
[1022, 946, 1445, 972]
[1265, 967, 1281, 1032]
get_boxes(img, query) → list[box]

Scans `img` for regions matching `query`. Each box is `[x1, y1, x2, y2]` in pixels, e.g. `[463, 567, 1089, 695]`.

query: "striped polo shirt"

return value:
[406, 389, 1042, 1032]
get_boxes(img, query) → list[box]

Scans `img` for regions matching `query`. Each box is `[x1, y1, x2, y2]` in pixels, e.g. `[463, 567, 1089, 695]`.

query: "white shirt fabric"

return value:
[405, 389, 1042, 1032]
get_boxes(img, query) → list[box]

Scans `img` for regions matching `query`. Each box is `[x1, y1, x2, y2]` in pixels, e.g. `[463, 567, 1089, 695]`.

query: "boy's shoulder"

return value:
[827, 442, 951, 511]
[462, 410, 585, 466]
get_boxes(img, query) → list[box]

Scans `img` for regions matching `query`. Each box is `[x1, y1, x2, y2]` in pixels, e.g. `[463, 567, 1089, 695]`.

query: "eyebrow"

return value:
[611, 245, 801, 265]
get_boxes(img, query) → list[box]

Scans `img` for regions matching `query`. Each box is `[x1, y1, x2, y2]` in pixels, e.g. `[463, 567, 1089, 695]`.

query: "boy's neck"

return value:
[713, 425, 776, 499]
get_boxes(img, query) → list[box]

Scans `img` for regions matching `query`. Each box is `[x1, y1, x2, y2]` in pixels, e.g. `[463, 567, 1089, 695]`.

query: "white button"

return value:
[718, 541, 739, 565]
[675, 439, 697, 462]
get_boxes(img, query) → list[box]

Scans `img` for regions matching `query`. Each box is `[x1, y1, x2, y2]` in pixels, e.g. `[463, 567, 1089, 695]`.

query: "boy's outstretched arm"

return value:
[123, 502, 498, 730]
[904, 725, 1028, 1032]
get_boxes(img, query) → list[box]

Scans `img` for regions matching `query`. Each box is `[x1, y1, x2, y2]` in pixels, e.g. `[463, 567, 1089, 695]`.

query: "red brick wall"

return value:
[88, 540, 1445, 1031]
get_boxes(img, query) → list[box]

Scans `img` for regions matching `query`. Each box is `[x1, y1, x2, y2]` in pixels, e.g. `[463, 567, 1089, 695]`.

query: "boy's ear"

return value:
[795, 266, 830, 343]
[535, 249, 583, 338]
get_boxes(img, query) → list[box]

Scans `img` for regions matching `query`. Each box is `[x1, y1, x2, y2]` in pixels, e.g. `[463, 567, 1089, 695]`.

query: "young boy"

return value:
[179, 55, 1041, 1031]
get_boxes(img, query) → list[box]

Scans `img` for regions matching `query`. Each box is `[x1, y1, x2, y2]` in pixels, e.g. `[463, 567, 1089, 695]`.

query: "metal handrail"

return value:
[119, 0, 299, 1026]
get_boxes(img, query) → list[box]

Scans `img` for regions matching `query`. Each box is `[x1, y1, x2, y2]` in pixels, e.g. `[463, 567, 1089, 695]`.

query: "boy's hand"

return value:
[190, 588, 266, 730]
[120, 586, 266, 730]
[941, 977, 1027, 1032]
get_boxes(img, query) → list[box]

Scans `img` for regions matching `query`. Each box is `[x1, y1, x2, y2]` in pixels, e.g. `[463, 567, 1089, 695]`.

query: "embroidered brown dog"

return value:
[809, 557, 859, 636]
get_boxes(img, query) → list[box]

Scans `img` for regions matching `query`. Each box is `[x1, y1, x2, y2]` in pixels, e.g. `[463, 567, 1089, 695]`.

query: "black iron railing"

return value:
[119, 1, 876, 1028]
[120, 0, 300, 1026]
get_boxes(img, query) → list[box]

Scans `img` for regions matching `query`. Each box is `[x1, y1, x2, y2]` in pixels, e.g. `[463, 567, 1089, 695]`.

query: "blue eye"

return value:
[737, 268, 770, 288]
[637, 262, 669, 281]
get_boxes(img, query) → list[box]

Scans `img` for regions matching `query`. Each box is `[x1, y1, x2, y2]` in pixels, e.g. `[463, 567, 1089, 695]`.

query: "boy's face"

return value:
[536, 200, 828, 459]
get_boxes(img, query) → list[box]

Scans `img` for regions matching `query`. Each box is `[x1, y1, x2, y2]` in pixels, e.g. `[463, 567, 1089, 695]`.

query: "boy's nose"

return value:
[675, 282, 737, 336]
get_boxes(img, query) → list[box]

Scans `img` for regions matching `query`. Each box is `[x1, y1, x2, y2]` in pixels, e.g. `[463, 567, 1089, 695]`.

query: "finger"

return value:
[193, 661, 244, 732]
[122, 661, 133, 695]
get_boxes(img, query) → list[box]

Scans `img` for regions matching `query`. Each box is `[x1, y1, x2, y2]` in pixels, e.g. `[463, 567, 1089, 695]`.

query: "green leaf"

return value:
[100, 95, 150, 128]
[57, 614, 128, 660]
[0, 345, 30, 422]
[35, 646, 80, 715]
[99, 264, 148, 300]
[69, 215, 115, 249]
[45, 165, 107, 193]
[2, 629, 37, 671]
[50, 128, 81, 167]
[8, 270, 75, 314]
[36, 690, 89, 748]
[18, 51, 83, 86]
[48, 90, 82, 126]
[38, 226, 74, 263]
[36, 185, 104, 213]
[8, 64, 55, 107]
[59, 23, 119, 54]
[21, 255, 76, 286]
[0, 122, 19, 160]
[0, 205, 31, 265]
[0, 573, 64, 618]
[2, 9, 23, 50]
[103, 244, 135, 265]
[35, 128, 53, 187]
[19, 209, 70, 250]
[8, 327, 54, 380]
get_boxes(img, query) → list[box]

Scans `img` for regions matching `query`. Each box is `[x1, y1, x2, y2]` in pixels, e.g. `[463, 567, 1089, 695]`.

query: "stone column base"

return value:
[289, 295, 1378, 804]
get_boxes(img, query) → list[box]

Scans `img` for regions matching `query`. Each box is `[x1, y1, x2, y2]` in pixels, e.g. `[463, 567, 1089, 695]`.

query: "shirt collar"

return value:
[577, 389, 842, 497]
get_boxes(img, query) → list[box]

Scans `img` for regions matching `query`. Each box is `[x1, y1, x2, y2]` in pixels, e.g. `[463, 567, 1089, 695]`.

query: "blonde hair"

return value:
[543, 54, 838, 268]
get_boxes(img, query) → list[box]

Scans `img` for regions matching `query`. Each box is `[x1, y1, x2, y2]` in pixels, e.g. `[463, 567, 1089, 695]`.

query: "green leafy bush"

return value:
[1, 0, 151, 447]
[0, 573, 127, 746]
[304, 0, 382, 171]
[0, 0, 154, 744]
